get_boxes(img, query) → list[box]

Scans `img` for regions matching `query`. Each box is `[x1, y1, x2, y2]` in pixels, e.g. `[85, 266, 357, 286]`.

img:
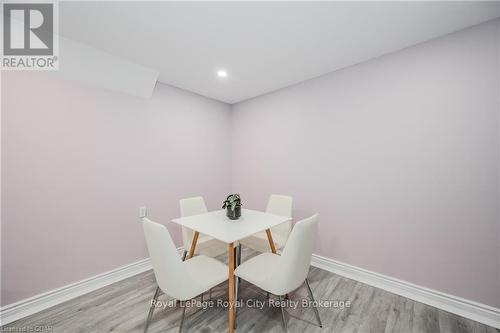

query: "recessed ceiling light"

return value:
[217, 70, 228, 78]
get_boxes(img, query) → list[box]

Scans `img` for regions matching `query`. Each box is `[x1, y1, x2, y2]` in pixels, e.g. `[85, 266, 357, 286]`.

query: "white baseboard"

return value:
[3, 250, 498, 329]
[311, 254, 500, 329]
[0, 257, 153, 326]
[0, 248, 192, 326]
[0, 248, 189, 326]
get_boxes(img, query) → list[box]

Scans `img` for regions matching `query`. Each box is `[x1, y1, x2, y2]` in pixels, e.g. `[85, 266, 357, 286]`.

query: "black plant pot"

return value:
[226, 206, 241, 220]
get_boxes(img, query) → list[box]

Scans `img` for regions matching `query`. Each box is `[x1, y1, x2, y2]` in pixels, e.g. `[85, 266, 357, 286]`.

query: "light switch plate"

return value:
[139, 206, 148, 218]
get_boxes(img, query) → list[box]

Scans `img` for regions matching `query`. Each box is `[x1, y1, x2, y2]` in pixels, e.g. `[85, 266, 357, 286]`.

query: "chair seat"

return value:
[234, 252, 283, 295]
[188, 236, 240, 258]
[239, 231, 286, 253]
[188, 235, 228, 257]
[182, 255, 228, 299]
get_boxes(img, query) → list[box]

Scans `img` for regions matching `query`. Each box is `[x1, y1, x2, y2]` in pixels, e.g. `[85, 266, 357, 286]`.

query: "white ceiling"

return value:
[60, 1, 500, 104]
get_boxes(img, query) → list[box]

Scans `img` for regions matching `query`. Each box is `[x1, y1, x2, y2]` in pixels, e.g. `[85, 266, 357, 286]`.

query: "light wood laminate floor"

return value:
[3, 250, 499, 333]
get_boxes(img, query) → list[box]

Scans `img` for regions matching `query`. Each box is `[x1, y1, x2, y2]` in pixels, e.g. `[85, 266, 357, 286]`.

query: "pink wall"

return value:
[231, 20, 500, 307]
[2, 19, 499, 311]
[1, 71, 231, 305]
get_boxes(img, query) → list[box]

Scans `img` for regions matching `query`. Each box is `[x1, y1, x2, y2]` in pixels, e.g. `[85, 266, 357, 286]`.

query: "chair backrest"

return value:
[179, 196, 208, 249]
[180, 196, 208, 217]
[142, 218, 198, 300]
[266, 194, 293, 217]
[270, 214, 318, 295]
[266, 195, 293, 243]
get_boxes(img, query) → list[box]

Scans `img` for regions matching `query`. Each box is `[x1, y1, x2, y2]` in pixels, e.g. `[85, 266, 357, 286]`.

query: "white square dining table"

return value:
[171, 208, 291, 333]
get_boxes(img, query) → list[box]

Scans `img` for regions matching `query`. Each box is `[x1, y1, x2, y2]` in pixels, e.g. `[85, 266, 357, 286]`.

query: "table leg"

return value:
[228, 243, 235, 333]
[187, 231, 199, 259]
[265, 229, 277, 254]
[234, 244, 241, 330]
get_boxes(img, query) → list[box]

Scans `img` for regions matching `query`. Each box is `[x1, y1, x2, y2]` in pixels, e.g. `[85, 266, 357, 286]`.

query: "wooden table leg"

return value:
[265, 229, 277, 254]
[187, 231, 199, 259]
[228, 242, 235, 333]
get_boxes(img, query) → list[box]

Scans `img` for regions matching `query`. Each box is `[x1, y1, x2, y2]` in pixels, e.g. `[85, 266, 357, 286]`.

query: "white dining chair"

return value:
[180, 196, 242, 321]
[239, 194, 293, 254]
[142, 218, 228, 333]
[179, 196, 227, 259]
[234, 214, 322, 332]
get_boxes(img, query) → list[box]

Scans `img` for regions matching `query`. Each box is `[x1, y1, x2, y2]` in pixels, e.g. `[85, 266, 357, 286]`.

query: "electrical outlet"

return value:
[139, 206, 148, 218]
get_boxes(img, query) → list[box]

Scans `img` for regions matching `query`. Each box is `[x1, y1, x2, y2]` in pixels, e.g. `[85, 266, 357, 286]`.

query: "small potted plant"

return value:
[222, 194, 242, 220]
